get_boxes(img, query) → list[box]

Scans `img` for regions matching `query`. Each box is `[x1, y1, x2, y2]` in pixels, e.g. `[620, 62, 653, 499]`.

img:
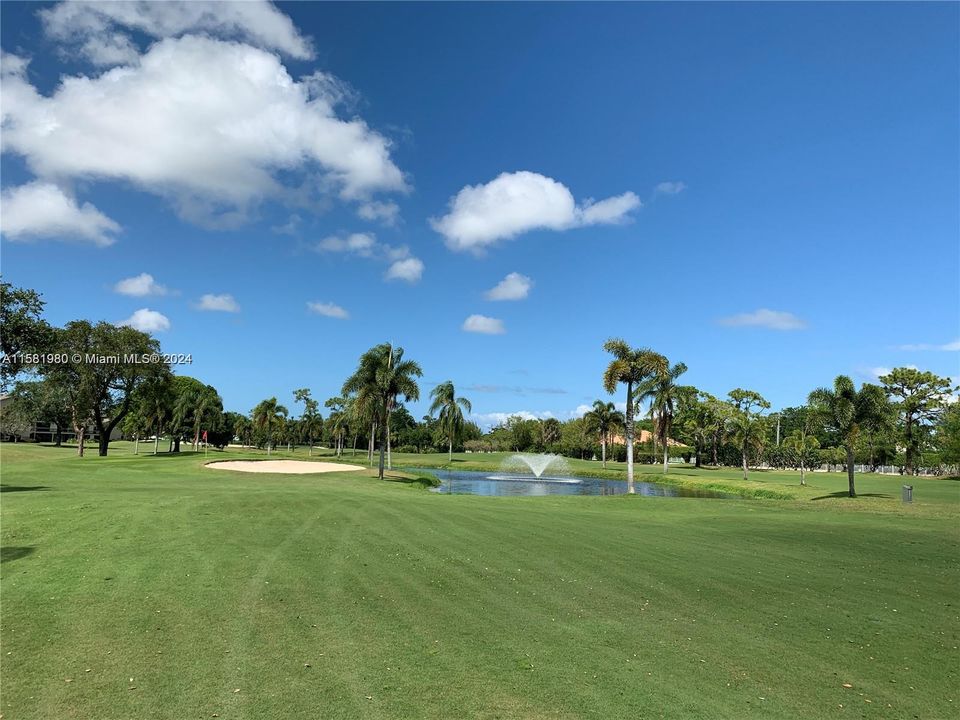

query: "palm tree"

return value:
[429, 381, 472, 461]
[252, 397, 288, 455]
[808, 376, 888, 497]
[602, 339, 667, 492]
[726, 411, 767, 481]
[584, 400, 623, 469]
[344, 343, 421, 480]
[234, 416, 252, 447]
[294, 389, 323, 456]
[637, 362, 688, 473]
[343, 345, 391, 466]
[784, 428, 819, 486]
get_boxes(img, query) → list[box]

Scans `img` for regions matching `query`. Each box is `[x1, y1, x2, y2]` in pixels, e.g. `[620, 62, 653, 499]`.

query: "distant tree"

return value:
[808, 376, 889, 497]
[252, 397, 288, 455]
[880, 368, 956, 475]
[637, 361, 688, 473]
[1, 281, 53, 388]
[584, 400, 624, 469]
[325, 396, 348, 457]
[540, 417, 563, 450]
[172, 378, 222, 451]
[130, 374, 174, 454]
[343, 343, 421, 479]
[725, 389, 771, 481]
[8, 379, 72, 446]
[234, 415, 253, 447]
[677, 390, 718, 468]
[783, 426, 820, 485]
[46, 321, 169, 456]
[602, 339, 667, 492]
[935, 404, 960, 466]
[429, 381, 473, 461]
[294, 388, 323, 456]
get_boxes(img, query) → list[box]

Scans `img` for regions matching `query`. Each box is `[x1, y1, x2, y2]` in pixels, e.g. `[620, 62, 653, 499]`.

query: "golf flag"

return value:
[202, 430, 208, 442]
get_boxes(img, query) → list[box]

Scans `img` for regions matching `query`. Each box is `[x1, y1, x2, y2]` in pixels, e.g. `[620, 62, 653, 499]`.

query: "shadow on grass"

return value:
[810, 491, 893, 501]
[1, 546, 35, 563]
[382, 472, 441, 488]
[0, 485, 50, 493]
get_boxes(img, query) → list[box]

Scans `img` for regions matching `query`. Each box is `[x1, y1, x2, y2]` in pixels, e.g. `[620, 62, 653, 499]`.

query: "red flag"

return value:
[202, 430, 208, 441]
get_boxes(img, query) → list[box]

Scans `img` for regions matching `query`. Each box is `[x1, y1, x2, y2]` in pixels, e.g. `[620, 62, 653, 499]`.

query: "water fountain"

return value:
[498, 453, 573, 481]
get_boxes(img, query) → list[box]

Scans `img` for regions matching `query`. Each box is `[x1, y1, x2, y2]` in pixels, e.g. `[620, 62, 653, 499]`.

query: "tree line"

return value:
[2, 282, 957, 496]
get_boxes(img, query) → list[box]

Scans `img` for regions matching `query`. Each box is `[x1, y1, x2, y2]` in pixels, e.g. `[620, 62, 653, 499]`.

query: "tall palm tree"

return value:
[344, 343, 421, 480]
[343, 344, 391, 466]
[637, 362, 688, 473]
[429, 381, 472, 461]
[584, 400, 623, 469]
[808, 376, 888, 497]
[602, 339, 667, 493]
[252, 397, 288, 455]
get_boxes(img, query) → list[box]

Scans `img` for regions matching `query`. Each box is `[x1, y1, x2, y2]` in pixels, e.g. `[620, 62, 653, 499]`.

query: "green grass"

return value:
[2, 442, 958, 719]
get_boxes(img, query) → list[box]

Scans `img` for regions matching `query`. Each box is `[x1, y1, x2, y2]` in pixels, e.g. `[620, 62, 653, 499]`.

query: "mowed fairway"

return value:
[2, 444, 958, 719]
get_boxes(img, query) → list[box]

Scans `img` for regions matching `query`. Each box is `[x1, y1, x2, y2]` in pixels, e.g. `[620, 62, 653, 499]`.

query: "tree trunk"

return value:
[368, 422, 375, 465]
[449, 435, 453, 462]
[98, 433, 110, 457]
[134, 435, 139, 455]
[173, 436, 181, 452]
[154, 435, 160, 455]
[387, 404, 392, 470]
[799, 458, 806, 486]
[712, 431, 718, 466]
[75, 425, 86, 457]
[193, 427, 200, 451]
[741, 443, 749, 481]
[695, 443, 702, 468]
[625, 382, 635, 493]
[54, 426, 63, 447]
[601, 435, 607, 469]
[846, 445, 856, 497]
[378, 417, 387, 480]
[309, 436, 313, 457]
[662, 440, 669, 474]
[904, 419, 915, 476]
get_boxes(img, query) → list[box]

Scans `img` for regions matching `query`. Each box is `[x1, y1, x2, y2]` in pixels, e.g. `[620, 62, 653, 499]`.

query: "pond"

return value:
[413, 468, 731, 498]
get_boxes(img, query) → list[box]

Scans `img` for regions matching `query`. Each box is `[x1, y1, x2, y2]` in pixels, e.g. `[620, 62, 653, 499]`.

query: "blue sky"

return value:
[2, 1, 957, 424]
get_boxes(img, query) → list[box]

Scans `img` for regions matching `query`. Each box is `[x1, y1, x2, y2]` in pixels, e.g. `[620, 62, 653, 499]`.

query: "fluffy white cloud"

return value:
[196, 294, 240, 312]
[654, 181, 687, 195]
[385, 258, 424, 283]
[862, 365, 918, 382]
[316, 233, 378, 257]
[114, 273, 168, 297]
[1, 37, 406, 227]
[357, 200, 400, 226]
[40, 0, 314, 64]
[894, 339, 960, 351]
[718, 309, 807, 331]
[316, 232, 423, 283]
[0, 181, 119, 246]
[431, 171, 641, 252]
[484, 272, 532, 301]
[471, 410, 555, 427]
[117, 308, 171, 333]
[307, 301, 349, 319]
[462, 314, 505, 335]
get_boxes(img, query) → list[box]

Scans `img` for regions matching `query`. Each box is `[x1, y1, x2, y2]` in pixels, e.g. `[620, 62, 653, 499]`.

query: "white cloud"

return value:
[431, 171, 641, 252]
[654, 181, 687, 195]
[0, 181, 119, 246]
[718, 309, 807, 331]
[39, 0, 314, 64]
[860, 365, 919, 382]
[572, 404, 592, 419]
[196, 294, 240, 312]
[462, 314, 505, 335]
[1, 38, 406, 228]
[385, 258, 424, 283]
[316, 233, 378, 257]
[357, 200, 400, 226]
[114, 272, 167, 297]
[894, 339, 960, 351]
[316, 232, 423, 283]
[117, 308, 170, 333]
[485, 272, 532, 301]
[307, 301, 349, 319]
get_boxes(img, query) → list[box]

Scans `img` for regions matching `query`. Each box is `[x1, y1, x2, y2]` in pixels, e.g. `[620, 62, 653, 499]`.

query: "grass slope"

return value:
[1, 443, 958, 719]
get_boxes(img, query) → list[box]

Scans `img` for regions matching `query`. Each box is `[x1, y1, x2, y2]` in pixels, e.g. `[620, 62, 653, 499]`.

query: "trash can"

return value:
[902, 485, 913, 503]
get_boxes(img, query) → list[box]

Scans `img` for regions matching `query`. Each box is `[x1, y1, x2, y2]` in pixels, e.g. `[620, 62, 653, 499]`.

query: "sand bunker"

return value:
[206, 460, 365, 474]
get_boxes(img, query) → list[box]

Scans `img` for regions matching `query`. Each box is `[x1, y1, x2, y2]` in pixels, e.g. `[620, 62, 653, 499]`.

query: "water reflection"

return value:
[415, 468, 730, 498]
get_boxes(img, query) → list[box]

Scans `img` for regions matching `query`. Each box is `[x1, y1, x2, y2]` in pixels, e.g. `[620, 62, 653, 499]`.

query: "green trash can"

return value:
[902, 485, 913, 503]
